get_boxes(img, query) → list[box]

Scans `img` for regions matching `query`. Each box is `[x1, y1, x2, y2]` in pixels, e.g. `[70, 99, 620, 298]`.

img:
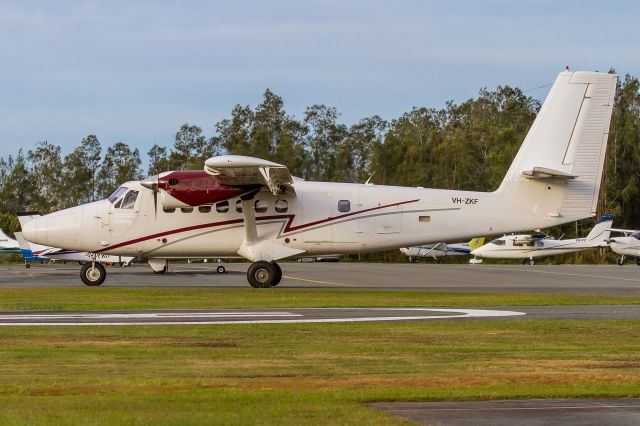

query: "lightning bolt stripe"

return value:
[96, 199, 420, 253]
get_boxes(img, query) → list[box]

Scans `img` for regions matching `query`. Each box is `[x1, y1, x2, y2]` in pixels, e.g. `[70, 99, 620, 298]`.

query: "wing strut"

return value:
[236, 191, 305, 262]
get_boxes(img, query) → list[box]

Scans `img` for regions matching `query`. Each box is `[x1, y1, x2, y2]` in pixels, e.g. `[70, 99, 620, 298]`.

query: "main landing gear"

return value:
[80, 262, 106, 286]
[247, 261, 282, 288]
[522, 258, 535, 265]
[617, 256, 640, 266]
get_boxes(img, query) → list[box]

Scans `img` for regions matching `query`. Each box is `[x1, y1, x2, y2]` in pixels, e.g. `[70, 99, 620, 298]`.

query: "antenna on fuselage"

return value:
[365, 171, 376, 186]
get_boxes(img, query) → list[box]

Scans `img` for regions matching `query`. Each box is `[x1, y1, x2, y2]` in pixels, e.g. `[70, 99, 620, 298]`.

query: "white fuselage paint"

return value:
[24, 178, 576, 260]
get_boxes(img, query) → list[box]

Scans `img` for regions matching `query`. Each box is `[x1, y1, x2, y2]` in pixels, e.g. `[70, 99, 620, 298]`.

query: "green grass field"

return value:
[0, 288, 639, 425]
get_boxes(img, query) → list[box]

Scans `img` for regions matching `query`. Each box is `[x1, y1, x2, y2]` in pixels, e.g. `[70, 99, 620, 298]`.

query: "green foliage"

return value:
[0, 74, 638, 246]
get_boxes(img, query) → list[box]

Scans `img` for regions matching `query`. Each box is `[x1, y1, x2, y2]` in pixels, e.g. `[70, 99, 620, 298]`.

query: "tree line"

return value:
[1, 72, 639, 244]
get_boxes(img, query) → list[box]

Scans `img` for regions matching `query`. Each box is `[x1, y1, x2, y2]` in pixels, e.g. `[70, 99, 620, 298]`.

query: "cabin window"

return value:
[419, 216, 431, 223]
[163, 207, 176, 213]
[236, 200, 243, 213]
[198, 206, 211, 213]
[121, 190, 139, 209]
[275, 199, 288, 213]
[255, 200, 267, 213]
[216, 201, 229, 213]
[108, 186, 127, 203]
[338, 200, 350, 213]
[181, 207, 194, 213]
[491, 239, 505, 246]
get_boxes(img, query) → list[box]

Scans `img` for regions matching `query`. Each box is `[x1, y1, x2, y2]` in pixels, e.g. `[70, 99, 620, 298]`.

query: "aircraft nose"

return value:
[23, 207, 83, 248]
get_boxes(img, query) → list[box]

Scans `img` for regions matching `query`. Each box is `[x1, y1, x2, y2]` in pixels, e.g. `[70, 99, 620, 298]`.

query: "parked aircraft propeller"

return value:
[140, 177, 159, 218]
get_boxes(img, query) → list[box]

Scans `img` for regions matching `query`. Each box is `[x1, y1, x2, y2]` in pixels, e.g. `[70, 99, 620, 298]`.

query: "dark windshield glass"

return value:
[490, 239, 505, 246]
[120, 190, 139, 209]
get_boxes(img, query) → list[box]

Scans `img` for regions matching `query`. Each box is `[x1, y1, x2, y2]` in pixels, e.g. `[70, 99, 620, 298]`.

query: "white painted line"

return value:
[0, 308, 525, 326]
[0, 312, 299, 320]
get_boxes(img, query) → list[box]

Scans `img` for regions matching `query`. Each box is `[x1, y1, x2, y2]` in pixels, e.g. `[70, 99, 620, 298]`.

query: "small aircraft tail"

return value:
[468, 237, 485, 250]
[14, 232, 36, 261]
[585, 214, 614, 242]
[497, 70, 617, 227]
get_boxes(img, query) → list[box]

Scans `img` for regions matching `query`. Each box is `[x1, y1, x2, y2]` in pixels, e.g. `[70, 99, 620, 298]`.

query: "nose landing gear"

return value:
[80, 262, 106, 286]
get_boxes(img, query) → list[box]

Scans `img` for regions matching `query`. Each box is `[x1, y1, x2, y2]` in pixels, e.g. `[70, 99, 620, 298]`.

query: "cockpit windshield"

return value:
[490, 239, 505, 245]
[108, 186, 128, 203]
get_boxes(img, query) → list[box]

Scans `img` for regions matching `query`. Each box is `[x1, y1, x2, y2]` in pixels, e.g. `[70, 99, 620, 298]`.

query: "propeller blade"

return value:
[141, 176, 159, 220]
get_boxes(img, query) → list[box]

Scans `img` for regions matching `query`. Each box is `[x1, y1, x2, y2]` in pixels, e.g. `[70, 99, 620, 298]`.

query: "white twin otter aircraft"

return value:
[21, 70, 617, 287]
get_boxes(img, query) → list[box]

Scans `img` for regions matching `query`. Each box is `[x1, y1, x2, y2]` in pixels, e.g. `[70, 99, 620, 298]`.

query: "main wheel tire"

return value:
[618, 258, 625, 266]
[216, 265, 226, 274]
[529, 259, 535, 265]
[271, 262, 282, 286]
[25, 263, 31, 269]
[80, 262, 106, 286]
[247, 261, 276, 288]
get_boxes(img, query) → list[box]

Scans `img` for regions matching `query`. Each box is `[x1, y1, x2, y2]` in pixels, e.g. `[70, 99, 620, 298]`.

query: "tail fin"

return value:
[468, 237, 485, 249]
[14, 232, 36, 261]
[0, 229, 19, 248]
[498, 70, 617, 224]
[585, 214, 614, 241]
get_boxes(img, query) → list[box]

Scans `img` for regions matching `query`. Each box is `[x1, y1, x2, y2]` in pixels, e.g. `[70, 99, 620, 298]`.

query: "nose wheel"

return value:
[80, 262, 106, 286]
[247, 261, 282, 288]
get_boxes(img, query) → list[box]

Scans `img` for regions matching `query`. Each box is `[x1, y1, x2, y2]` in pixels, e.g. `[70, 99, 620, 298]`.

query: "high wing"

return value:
[419, 242, 448, 257]
[205, 155, 303, 262]
[607, 228, 637, 236]
[204, 155, 294, 195]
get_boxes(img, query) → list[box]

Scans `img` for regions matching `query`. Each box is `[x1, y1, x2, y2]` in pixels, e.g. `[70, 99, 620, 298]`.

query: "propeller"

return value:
[141, 176, 160, 218]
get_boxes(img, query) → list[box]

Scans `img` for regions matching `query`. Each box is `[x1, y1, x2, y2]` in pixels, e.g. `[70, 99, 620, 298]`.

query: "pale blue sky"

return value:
[0, 0, 638, 159]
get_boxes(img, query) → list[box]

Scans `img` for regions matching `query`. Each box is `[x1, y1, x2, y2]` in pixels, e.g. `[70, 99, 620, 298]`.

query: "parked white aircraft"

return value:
[606, 229, 640, 265]
[470, 215, 613, 265]
[21, 70, 617, 287]
[400, 238, 485, 263]
[14, 231, 132, 268]
[0, 229, 20, 255]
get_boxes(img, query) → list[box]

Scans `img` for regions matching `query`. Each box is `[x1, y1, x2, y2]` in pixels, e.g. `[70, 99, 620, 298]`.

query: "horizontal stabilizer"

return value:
[521, 167, 577, 180]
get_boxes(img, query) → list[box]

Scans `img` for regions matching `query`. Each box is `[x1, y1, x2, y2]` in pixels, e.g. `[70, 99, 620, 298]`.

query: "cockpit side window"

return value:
[632, 232, 640, 240]
[108, 187, 128, 203]
[120, 190, 139, 209]
[491, 239, 505, 246]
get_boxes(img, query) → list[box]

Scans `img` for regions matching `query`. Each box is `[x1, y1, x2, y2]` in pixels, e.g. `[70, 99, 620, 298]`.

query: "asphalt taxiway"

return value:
[1, 262, 640, 295]
[370, 398, 640, 426]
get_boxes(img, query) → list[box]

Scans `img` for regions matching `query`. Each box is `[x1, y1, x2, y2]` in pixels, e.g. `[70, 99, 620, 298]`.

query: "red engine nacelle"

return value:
[142, 170, 259, 208]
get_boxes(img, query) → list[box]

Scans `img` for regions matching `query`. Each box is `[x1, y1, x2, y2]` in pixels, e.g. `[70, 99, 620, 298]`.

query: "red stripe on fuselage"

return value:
[96, 199, 419, 253]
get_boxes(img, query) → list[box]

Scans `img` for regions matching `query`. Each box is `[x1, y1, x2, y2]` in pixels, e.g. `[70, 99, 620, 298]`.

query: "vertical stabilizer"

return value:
[585, 215, 614, 242]
[498, 70, 616, 224]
